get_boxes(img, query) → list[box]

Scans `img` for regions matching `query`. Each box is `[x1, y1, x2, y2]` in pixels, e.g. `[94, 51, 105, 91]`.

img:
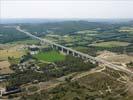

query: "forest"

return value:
[7, 55, 97, 87]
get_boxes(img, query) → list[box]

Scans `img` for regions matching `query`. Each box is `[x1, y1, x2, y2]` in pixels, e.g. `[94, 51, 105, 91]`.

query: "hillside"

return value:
[20, 67, 133, 100]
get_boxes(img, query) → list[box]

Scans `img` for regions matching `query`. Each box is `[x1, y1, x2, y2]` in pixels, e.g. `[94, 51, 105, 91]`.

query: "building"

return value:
[0, 87, 6, 97]
[28, 45, 40, 55]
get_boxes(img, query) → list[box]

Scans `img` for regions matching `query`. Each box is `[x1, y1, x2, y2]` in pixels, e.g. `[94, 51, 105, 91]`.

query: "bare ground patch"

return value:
[0, 60, 13, 74]
[97, 51, 133, 65]
[0, 44, 26, 60]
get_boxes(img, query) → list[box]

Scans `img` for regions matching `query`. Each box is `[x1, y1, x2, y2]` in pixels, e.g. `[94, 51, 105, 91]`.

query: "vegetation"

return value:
[28, 86, 38, 92]
[8, 57, 20, 65]
[1, 21, 133, 99]
[21, 21, 108, 35]
[33, 51, 65, 62]
[126, 61, 133, 68]
[1, 21, 133, 44]
[7, 70, 47, 87]
[7, 55, 97, 87]
[0, 21, 133, 55]
[0, 45, 26, 60]
[55, 55, 97, 73]
[7, 39, 39, 45]
[0, 26, 29, 43]
[90, 41, 130, 48]
[20, 68, 132, 100]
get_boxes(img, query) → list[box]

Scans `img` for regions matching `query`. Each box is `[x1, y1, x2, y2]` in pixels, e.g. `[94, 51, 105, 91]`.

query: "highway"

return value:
[16, 26, 133, 75]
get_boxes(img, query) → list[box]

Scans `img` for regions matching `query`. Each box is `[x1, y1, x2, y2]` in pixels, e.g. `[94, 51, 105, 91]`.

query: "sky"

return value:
[1, 0, 133, 19]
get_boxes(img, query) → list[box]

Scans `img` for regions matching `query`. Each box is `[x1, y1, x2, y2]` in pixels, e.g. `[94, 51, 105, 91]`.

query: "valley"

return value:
[0, 20, 133, 100]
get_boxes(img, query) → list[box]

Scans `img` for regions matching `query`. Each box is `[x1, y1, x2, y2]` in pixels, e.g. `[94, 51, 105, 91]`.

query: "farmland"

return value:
[0, 44, 26, 60]
[34, 51, 65, 62]
[119, 26, 133, 32]
[7, 39, 39, 45]
[90, 41, 130, 48]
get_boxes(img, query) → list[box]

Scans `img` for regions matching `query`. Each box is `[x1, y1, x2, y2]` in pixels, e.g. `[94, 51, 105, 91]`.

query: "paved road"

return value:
[15, 26, 133, 75]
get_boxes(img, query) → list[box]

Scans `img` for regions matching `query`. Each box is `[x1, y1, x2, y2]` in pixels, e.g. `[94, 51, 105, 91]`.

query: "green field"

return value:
[77, 30, 97, 34]
[34, 51, 65, 62]
[7, 39, 39, 45]
[90, 41, 130, 48]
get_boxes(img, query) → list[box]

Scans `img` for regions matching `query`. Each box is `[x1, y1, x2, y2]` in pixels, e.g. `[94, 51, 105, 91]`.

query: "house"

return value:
[28, 45, 40, 55]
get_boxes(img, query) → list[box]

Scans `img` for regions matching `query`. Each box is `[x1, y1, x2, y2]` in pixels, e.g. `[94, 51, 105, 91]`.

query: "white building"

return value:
[0, 87, 6, 97]
[28, 45, 40, 55]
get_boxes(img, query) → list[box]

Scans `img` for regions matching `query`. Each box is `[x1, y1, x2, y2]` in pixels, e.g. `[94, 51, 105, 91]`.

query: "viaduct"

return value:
[16, 26, 133, 75]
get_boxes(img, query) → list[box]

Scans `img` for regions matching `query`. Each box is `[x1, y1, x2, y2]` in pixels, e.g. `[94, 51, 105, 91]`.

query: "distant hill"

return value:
[20, 21, 107, 35]
[1, 18, 133, 24]
[0, 18, 71, 24]
[1, 20, 133, 43]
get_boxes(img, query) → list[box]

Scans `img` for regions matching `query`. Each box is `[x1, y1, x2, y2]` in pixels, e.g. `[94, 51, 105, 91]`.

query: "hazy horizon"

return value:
[1, 18, 133, 24]
[1, 1, 133, 19]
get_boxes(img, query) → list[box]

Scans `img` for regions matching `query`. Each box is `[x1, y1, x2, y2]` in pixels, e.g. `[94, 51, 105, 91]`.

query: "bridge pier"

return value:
[61, 48, 64, 53]
[77, 54, 81, 58]
[67, 50, 70, 55]
[51, 44, 54, 48]
[81, 56, 86, 59]
[72, 52, 75, 56]
[52, 45, 58, 50]
[55, 46, 58, 49]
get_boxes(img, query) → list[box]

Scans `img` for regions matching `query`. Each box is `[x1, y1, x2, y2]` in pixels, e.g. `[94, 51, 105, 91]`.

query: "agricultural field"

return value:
[7, 39, 39, 45]
[34, 51, 65, 62]
[44, 34, 74, 44]
[73, 46, 88, 53]
[77, 30, 98, 34]
[0, 44, 26, 60]
[44, 35, 59, 43]
[90, 41, 130, 48]
[119, 27, 133, 32]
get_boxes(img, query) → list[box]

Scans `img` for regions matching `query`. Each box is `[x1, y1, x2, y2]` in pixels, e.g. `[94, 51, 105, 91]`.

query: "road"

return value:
[15, 26, 133, 75]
